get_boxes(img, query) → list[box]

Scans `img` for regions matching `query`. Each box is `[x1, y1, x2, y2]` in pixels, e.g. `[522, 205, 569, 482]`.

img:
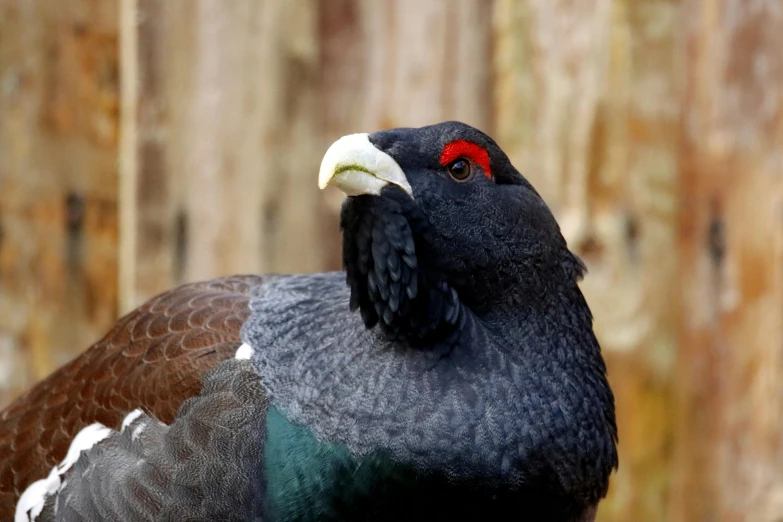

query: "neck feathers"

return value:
[341, 191, 462, 345]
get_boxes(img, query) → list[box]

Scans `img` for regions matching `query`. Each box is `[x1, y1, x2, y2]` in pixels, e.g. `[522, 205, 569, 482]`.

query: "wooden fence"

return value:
[0, 1, 781, 521]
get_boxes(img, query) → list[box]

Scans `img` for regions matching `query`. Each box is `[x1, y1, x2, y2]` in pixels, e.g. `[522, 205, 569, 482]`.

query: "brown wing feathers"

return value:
[0, 275, 263, 520]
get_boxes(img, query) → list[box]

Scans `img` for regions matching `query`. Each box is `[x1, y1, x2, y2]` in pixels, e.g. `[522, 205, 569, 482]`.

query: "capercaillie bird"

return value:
[2, 121, 617, 522]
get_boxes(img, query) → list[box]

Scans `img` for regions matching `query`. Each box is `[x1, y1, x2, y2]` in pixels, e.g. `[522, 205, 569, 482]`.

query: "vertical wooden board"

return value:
[676, 1, 783, 520]
[354, 0, 493, 132]
[166, 0, 267, 281]
[493, 1, 681, 520]
[124, 0, 334, 308]
[0, 1, 120, 407]
[119, 0, 181, 312]
[318, 0, 494, 135]
[119, 0, 139, 314]
[250, 0, 330, 275]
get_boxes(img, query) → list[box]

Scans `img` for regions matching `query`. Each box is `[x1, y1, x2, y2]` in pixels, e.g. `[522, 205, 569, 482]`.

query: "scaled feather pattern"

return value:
[3, 121, 617, 522]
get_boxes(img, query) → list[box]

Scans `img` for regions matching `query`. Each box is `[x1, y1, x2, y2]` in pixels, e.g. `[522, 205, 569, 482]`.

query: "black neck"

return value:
[341, 188, 589, 346]
[341, 191, 462, 346]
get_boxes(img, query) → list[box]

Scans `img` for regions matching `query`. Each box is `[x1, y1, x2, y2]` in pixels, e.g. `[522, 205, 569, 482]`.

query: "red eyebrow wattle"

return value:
[439, 140, 492, 180]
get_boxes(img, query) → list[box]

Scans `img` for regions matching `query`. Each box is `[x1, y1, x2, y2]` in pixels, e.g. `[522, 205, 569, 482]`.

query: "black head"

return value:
[321, 121, 586, 342]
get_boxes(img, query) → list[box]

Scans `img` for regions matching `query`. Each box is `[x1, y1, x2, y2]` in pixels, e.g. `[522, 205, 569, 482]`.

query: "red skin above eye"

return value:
[439, 140, 492, 180]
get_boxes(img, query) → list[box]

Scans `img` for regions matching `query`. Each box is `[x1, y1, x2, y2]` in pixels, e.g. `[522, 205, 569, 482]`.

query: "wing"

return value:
[0, 275, 265, 520]
[30, 359, 268, 522]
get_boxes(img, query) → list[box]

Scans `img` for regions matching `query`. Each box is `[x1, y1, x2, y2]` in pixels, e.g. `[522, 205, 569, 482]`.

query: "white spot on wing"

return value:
[57, 423, 111, 475]
[121, 408, 143, 431]
[15, 423, 111, 522]
[235, 342, 254, 360]
[131, 423, 145, 442]
[14, 469, 59, 522]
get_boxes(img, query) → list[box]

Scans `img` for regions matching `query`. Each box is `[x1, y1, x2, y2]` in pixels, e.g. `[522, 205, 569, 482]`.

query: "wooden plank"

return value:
[118, 0, 138, 313]
[675, 1, 783, 520]
[118, 0, 183, 310]
[0, 0, 120, 404]
[493, 1, 681, 520]
[319, 0, 492, 133]
[122, 0, 333, 309]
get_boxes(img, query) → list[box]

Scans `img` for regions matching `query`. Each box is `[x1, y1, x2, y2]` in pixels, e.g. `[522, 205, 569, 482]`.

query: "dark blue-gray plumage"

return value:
[38, 360, 267, 522]
[10, 121, 617, 522]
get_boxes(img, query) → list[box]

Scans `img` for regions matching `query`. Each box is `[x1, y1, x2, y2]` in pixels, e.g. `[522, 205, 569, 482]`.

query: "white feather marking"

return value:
[14, 468, 59, 522]
[121, 408, 144, 431]
[235, 342, 254, 360]
[57, 423, 112, 474]
[131, 423, 145, 441]
[15, 423, 111, 522]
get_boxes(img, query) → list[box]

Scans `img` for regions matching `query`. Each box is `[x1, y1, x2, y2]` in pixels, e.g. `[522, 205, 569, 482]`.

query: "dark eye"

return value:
[447, 158, 472, 181]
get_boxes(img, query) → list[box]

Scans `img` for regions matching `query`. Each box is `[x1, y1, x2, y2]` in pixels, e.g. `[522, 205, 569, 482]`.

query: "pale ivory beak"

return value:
[318, 133, 413, 197]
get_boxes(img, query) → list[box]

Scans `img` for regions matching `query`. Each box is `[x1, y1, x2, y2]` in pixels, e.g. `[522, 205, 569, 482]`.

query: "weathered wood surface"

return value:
[0, 0, 120, 403]
[119, 0, 329, 311]
[675, 1, 783, 520]
[1, 1, 782, 521]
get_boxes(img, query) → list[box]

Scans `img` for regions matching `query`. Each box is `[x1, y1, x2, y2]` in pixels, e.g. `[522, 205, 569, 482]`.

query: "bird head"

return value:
[320, 121, 585, 343]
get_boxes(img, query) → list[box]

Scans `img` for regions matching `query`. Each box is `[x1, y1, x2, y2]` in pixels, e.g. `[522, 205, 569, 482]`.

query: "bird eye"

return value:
[447, 158, 472, 181]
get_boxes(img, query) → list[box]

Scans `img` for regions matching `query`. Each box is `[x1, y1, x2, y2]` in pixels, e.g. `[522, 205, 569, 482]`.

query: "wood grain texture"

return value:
[118, 0, 333, 314]
[0, 0, 121, 406]
[675, 1, 783, 520]
[0, 275, 262, 521]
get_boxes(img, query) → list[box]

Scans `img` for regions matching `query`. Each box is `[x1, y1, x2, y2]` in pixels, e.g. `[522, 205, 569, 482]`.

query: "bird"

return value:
[1, 121, 618, 522]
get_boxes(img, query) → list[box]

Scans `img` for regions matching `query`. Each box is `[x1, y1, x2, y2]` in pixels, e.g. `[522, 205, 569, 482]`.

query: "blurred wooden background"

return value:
[0, 0, 781, 520]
